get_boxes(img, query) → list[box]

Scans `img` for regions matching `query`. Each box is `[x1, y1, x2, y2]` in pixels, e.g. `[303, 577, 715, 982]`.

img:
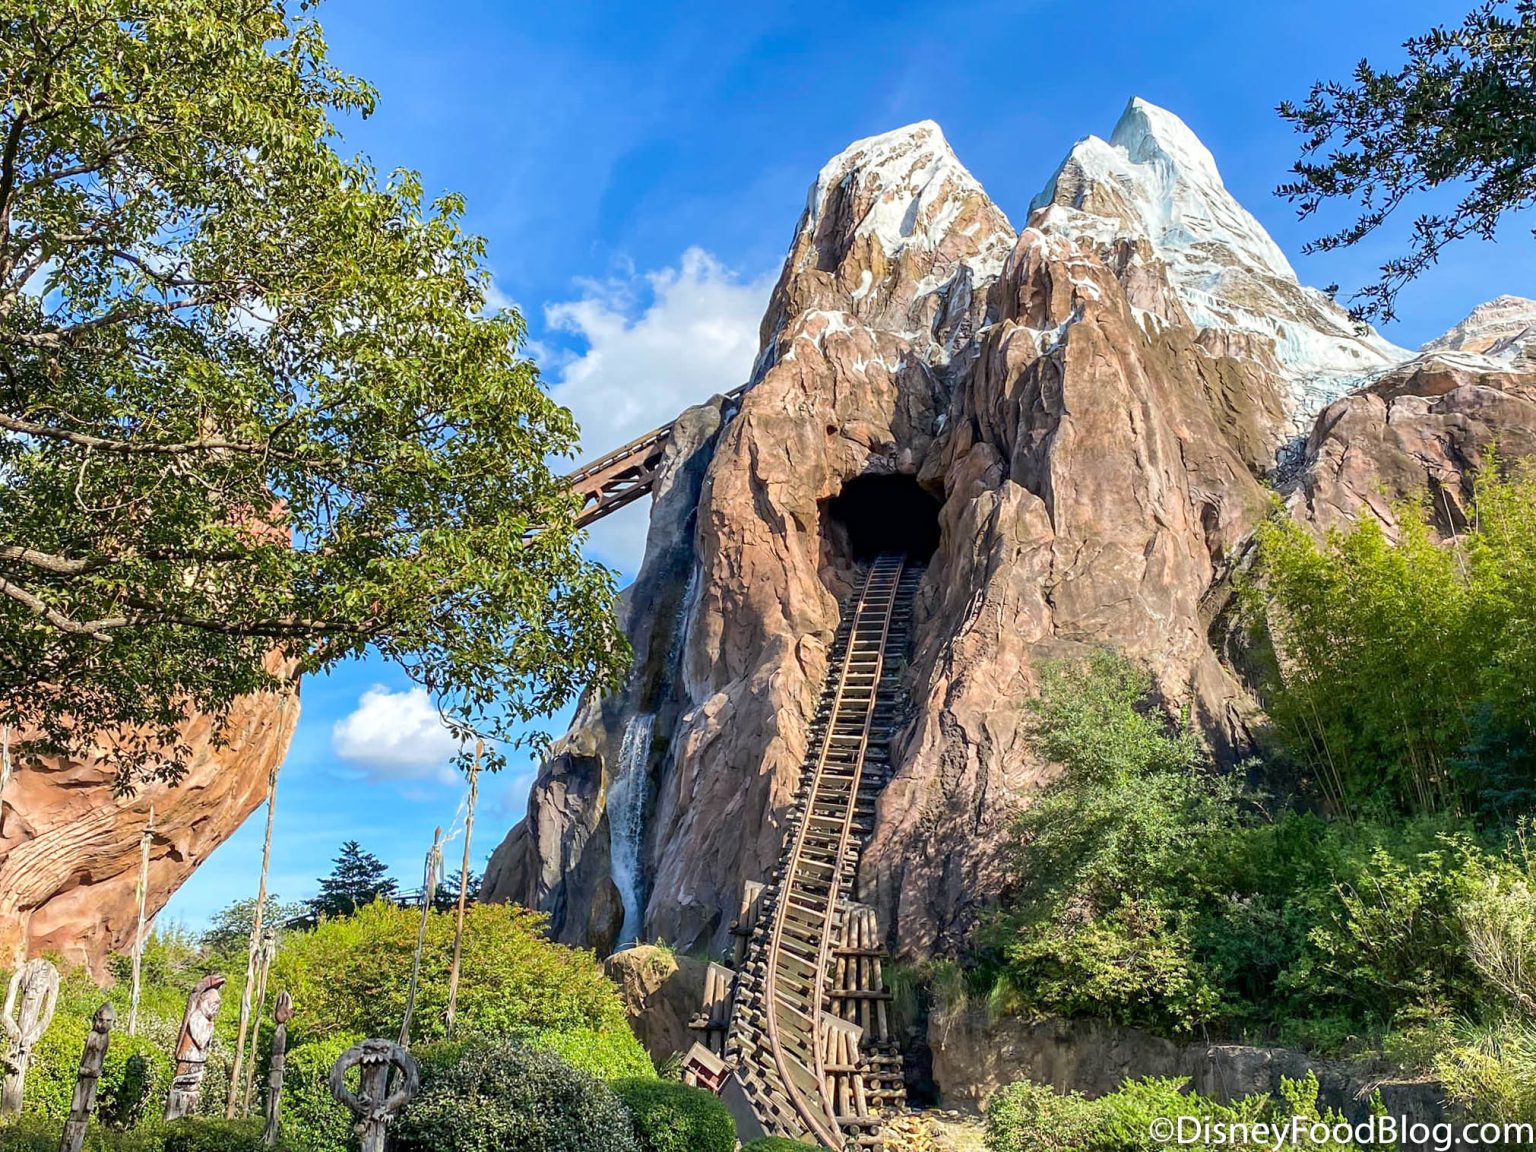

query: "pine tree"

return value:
[310, 842, 399, 919]
[433, 869, 483, 912]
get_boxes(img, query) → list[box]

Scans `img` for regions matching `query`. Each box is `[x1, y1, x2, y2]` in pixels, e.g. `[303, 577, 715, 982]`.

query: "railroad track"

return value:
[726, 554, 920, 1150]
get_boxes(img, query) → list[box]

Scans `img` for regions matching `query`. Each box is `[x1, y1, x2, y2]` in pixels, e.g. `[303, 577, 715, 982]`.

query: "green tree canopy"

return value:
[1279, 0, 1536, 321]
[309, 840, 397, 920]
[0, 0, 624, 785]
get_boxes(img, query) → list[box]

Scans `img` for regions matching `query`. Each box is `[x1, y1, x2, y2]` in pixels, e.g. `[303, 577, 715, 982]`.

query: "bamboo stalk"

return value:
[241, 931, 276, 1115]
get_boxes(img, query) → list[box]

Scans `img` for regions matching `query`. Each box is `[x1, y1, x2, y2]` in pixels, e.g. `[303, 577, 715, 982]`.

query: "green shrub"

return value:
[279, 1035, 361, 1152]
[611, 1078, 734, 1152]
[21, 1012, 175, 1127]
[983, 1073, 1364, 1152]
[527, 1026, 654, 1082]
[393, 1039, 639, 1152]
[985, 650, 1518, 1047]
[740, 1141, 809, 1152]
[985, 1080, 1105, 1152]
[273, 902, 627, 1047]
[162, 1118, 268, 1152]
[0, 1115, 162, 1152]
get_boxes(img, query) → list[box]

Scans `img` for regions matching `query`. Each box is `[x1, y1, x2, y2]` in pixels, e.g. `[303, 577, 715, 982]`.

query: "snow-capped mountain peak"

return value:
[807, 120, 1006, 261]
[1030, 97, 1409, 424]
[1422, 295, 1536, 362]
[1109, 97, 1224, 187]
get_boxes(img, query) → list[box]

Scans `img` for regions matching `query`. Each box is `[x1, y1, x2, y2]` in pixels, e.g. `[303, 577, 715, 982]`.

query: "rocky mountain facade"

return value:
[0, 682, 298, 975]
[483, 100, 1536, 963]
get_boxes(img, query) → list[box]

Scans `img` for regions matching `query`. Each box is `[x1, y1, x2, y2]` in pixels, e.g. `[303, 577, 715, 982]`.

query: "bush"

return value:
[279, 1035, 361, 1152]
[985, 650, 1517, 1047]
[22, 1012, 175, 1127]
[984, 1080, 1104, 1152]
[983, 1073, 1363, 1152]
[741, 1141, 810, 1152]
[273, 902, 627, 1047]
[393, 1040, 640, 1152]
[162, 1118, 268, 1152]
[0, 1115, 162, 1152]
[611, 1078, 734, 1152]
[527, 1026, 654, 1082]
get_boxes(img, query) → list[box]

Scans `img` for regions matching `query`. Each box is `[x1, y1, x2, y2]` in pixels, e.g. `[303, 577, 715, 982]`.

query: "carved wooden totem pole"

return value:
[329, 1039, 419, 1152]
[2, 957, 60, 1113]
[164, 974, 225, 1120]
[262, 992, 294, 1147]
[59, 1003, 113, 1152]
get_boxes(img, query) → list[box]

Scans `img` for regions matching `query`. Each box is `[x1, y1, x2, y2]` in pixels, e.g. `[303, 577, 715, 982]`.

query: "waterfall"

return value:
[607, 712, 655, 948]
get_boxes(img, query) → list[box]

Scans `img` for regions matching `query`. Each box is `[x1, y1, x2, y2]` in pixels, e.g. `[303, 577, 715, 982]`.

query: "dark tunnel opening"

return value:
[822, 473, 942, 563]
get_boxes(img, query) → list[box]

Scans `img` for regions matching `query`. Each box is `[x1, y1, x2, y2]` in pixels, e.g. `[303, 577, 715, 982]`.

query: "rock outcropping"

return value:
[484, 100, 1536, 965]
[0, 684, 299, 974]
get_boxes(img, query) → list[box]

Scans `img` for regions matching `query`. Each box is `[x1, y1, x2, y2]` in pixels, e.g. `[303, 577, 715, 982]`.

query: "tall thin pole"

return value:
[227, 762, 280, 1117]
[0, 724, 12, 838]
[241, 930, 276, 1115]
[127, 806, 154, 1037]
[444, 742, 481, 1037]
[398, 827, 443, 1050]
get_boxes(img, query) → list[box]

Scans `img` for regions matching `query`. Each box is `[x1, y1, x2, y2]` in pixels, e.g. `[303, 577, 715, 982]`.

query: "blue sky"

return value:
[162, 0, 1534, 928]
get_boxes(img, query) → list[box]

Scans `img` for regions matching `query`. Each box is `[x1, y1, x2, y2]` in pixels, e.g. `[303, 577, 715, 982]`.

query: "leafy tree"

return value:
[200, 894, 307, 961]
[0, 0, 624, 787]
[308, 841, 397, 920]
[272, 900, 634, 1047]
[1279, 0, 1536, 321]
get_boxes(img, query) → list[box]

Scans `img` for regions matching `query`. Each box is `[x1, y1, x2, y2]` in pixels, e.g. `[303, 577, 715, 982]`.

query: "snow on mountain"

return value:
[806, 120, 1016, 285]
[1421, 295, 1536, 369]
[1030, 97, 1410, 422]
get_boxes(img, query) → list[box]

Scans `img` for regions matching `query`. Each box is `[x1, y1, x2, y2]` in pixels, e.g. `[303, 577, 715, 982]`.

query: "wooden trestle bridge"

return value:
[567, 406, 916, 1151]
[565, 384, 748, 528]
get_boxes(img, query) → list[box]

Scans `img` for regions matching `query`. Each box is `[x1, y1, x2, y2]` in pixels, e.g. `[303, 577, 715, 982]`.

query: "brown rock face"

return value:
[1294, 355, 1536, 536]
[484, 106, 1536, 967]
[0, 684, 298, 975]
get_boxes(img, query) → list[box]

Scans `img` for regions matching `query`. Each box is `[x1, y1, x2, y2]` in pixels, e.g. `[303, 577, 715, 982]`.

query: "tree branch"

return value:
[0, 411, 294, 459]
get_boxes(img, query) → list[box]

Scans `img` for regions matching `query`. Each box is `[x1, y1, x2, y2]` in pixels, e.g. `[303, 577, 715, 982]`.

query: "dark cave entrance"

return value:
[822, 473, 942, 563]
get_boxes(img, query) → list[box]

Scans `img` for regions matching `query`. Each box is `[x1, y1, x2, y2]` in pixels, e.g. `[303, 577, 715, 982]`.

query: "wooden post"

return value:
[127, 806, 155, 1037]
[58, 1003, 112, 1152]
[329, 1039, 419, 1152]
[0, 724, 11, 838]
[261, 992, 293, 1147]
[444, 742, 481, 1037]
[164, 974, 225, 1120]
[240, 929, 277, 1115]
[2, 958, 60, 1113]
[397, 828, 442, 1049]
[228, 762, 281, 1116]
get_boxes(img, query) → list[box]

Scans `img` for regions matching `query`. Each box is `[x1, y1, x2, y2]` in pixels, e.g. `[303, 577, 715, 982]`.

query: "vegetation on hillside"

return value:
[973, 462, 1536, 1137]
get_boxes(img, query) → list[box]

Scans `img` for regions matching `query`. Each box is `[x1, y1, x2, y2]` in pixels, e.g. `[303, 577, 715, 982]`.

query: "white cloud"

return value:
[331, 685, 462, 782]
[544, 248, 773, 575]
